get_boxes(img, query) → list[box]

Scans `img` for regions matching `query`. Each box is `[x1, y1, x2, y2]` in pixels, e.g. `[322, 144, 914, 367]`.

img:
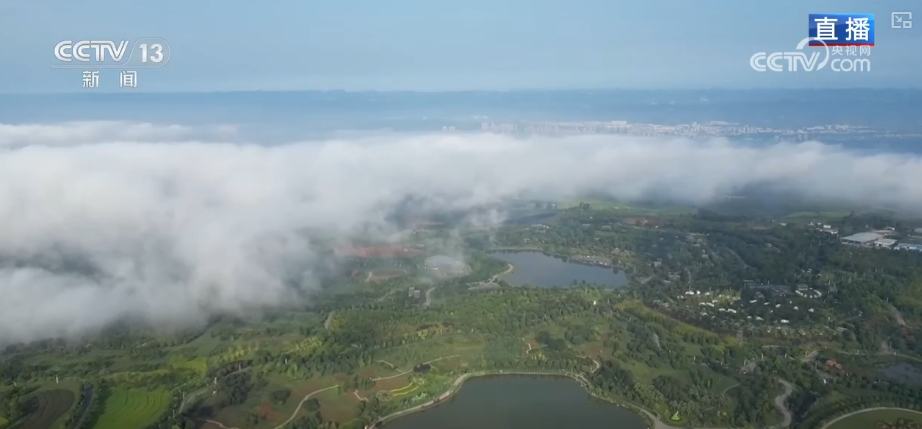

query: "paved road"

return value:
[818, 407, 922, 429]
[179, 386, 210, 413]
[768, 379, 794, 429]
[493, 263, 513, 281]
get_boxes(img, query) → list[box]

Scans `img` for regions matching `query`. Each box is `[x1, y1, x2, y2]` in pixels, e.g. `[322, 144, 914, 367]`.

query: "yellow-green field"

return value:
[93, 388, 171, 429]
[827, 408, 922, 429]
[168, 355, 208, 376]
[389, 382, 419, 397]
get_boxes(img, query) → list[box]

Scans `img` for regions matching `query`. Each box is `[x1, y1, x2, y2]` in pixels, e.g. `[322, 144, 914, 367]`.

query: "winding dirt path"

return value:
[522, 338, 534, 354]
[372, 356, 459, 381]
[423, 287, 436, 307]
[887, 302, 907, 327]
[204, 420, 242, 429]
[372, 369, 413, 381]
[271, 384, 341, 429]
[719, 383, 739, 397]
[377, 360, 400, 370]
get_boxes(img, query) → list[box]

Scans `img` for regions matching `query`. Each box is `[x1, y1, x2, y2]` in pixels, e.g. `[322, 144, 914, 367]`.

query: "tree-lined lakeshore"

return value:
[3, 205, 922, 429]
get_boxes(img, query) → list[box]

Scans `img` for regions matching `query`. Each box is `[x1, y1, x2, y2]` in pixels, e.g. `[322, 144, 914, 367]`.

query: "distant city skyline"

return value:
[1, 0, 920, 93]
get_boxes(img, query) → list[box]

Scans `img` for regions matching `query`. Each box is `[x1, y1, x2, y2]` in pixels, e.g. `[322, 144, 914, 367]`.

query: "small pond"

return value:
[384, 376, 647, 429]
[489, 252, 628, 288]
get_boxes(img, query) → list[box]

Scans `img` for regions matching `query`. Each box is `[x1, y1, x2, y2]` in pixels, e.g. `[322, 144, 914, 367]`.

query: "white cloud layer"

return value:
[1, 121, 921, 344]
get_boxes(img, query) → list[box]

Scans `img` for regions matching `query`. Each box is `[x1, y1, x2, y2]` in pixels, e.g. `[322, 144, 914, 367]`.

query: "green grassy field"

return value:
[781, 211, 851, 221]
[827, 408, 922, 429]
[560, 199, 696, 215]
[207, 373, 343, 427]
[316, 388, 358, 423]
[93, 388, 171, 429]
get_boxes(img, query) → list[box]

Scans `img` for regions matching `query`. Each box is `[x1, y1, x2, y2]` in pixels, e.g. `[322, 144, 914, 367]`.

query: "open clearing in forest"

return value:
[19, 389, 74, 429]
[316, 389, 356, 423]
[374, 375, 411, 391]
[827, 408, 922, 429]
[367, 270, 408, 282]
[93, 388, 171, 429]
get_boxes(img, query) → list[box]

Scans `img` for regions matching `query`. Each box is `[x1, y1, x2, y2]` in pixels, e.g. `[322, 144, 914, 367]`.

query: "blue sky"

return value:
[0, 0, 919, 93]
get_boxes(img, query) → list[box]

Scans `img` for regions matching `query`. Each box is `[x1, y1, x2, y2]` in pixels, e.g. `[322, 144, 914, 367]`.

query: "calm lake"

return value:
[490, 252, 629, 288]
[384, 376, 647, 429]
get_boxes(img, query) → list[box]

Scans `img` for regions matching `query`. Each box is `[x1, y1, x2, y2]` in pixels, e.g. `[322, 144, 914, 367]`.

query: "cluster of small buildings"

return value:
[815, 224, 839, 235]
[745, 282, 822, 299]
[676, 285, 822, 325]
[794, 284, 823, 298]
[678, 290, 743, 317]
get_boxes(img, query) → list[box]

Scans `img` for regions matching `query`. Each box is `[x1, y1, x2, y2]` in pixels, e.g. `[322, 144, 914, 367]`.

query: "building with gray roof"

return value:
[841, 232, 883, 245]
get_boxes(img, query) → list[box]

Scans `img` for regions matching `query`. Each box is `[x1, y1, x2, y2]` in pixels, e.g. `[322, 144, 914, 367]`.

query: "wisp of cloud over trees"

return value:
[1, 121, 920, 344]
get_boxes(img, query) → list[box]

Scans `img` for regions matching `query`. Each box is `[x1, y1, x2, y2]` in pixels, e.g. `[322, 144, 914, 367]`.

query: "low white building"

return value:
[874, 238, 897, 248]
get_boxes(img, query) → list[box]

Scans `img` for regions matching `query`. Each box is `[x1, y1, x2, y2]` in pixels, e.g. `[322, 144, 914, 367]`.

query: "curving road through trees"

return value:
[818, 407, 922, 429]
